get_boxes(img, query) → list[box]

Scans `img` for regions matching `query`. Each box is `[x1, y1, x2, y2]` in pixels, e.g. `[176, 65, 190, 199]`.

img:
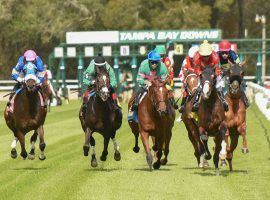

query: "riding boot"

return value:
[192, 90, 201, 112]
[131, 87, 145, 111]
[82, 96, 88, 117]
[240, 86, 250, 108]
[217, 90, 229, 112]
[178, 96, 187, 114]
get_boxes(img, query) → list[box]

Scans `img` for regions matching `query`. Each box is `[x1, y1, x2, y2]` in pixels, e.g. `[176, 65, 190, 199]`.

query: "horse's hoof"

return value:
[100, 155, 107, 161]
[220, 159, 227, 167]
[38, 155, 46, 160]
[10, 149, 17, 159]
[203, 159, 209, 168]
[215, 168, 220, 176]
[20, 152, 27, 159]
[160, 158, 168, 165]
[146, 154, 153, 171]
[91, 156, 98, 168]
[205, 153, 212, 160]
[153, 161, 161, 170]
[242, 148, 249, 154]
[83, 145, 90, 157]
[133, 146, 140, 153]
[114, 151, 121, 161]
[28, 153, 35, 160]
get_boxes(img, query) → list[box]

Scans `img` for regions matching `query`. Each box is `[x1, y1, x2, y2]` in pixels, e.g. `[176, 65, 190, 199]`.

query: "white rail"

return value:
[246, 82, 270, 120]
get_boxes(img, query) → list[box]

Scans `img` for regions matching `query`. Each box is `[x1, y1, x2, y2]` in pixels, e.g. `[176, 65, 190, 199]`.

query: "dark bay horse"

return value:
[197, 67, 227, 175]
[181, 72, 207, 167]
[4, 62, 47, 160]
[128, 78, 175, 171]
[79, 65, 122, 167]
[225, 63, 247, 171]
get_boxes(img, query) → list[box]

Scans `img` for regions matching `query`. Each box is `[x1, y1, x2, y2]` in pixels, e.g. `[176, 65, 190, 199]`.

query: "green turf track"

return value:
[0, 101, 269, 200]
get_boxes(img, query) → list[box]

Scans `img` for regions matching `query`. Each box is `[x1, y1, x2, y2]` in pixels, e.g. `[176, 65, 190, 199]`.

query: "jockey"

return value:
[130, 50, 168, 111]
[43, 64, 56, 97]
[192, 40, 229, 112]
[11, 50, 44, 88]
[218, 40, 249, 108]
[82, 55, 119, 111]
[178, 45, 199, 114]
[8, 50, 44, 105]
[154, 45, 177, 108]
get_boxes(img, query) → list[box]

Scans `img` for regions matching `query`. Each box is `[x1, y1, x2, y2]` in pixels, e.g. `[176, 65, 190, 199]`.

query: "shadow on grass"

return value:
[165, 163, 178, 166]
[84, 168, 119, 172]
[11, 167, 49, 171]
[193, 169, 248, 177]
[134, 168, 171, 172]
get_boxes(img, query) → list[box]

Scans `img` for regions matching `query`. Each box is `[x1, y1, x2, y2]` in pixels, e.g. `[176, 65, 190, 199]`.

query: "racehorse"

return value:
[79, 65, 122, 167]
[4, 62, 47, 160]
[225, 63, 247, 171]
[197, 67, 227, 175]
[181, 71, 207, 167]
[128, 77, 175, 171]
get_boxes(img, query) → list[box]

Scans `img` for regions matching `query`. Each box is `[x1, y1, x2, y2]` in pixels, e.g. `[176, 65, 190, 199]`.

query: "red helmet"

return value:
[219, 40, 231, 51]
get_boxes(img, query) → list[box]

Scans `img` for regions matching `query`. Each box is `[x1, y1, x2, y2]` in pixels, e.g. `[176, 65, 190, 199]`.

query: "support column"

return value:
[131, 55, 138, 90]
[256, 52, 262, 85]
[78, 56, 84, 97]
[114, 56, 119, 93]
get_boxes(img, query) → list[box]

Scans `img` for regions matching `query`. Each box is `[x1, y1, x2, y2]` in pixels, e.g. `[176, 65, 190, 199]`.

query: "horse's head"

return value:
[185, 71, 200, 96]
[228, 63, 245, 95]
[95, 65, 110, 101]
[200, 67, 216, 99]
[23, 62, 38, 92]
[148, 77, 168, 116]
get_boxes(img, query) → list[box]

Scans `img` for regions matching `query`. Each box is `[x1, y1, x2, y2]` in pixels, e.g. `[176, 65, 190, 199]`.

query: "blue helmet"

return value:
[148, 50, 161, 61]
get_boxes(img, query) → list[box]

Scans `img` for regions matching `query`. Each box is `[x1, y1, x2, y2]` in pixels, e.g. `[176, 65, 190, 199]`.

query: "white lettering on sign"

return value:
[120, 32, 156, 41]
[157, 32, 179, 40]
[179, 31, 219, 40]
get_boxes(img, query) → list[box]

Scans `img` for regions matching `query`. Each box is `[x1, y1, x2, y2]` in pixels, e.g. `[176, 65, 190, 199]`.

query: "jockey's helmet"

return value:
[148, 50, 161, 61]
[188, 46, 199, 58]
[219, 40, 231, 52]
[199, 40, 212, 56]
[24, 50, 37, 62]
[155, 45, 166, 55]
[94, 55, 106, 67]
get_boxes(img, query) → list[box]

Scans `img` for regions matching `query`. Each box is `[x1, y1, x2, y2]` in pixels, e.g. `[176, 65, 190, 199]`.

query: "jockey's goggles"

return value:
[221, 51, 229, 55]
[150, 60, 159, 65]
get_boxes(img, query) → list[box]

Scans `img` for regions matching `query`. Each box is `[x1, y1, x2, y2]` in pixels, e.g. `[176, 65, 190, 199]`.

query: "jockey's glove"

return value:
[144, 80, 152, 87]
[165, 84, 172, 91]
[17, 77, 24, 83]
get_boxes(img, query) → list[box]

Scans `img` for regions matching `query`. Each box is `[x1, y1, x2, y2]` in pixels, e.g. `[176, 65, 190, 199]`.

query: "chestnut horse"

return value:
[4, 62, 47, 160]
[225, 63, 247, 171]
[128, 78, 175, 171]
[79, 65, 122, 167]
[181, 71, 207, 167]
[197, 67, 227, 175]
[41, 77, 53, 112]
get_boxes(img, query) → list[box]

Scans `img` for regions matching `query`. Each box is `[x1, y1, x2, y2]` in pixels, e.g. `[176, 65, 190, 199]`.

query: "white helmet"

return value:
[188, 46, 199, 58]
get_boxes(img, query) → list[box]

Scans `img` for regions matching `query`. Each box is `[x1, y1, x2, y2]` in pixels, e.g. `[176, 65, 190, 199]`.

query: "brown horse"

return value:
[79, 65, 122, 167]
[128, 78, 175, 171]
[4, 67, 47, 160]
[181, 72, 207, 167]
[197, 67, 227, 175]
[225, 63, 247, 171]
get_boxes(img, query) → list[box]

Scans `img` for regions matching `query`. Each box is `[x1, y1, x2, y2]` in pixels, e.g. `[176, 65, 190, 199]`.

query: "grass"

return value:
[0, 100, 269, 200]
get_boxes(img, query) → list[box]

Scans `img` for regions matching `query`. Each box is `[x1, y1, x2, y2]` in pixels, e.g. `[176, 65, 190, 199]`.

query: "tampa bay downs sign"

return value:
[66, 29, 221, 44]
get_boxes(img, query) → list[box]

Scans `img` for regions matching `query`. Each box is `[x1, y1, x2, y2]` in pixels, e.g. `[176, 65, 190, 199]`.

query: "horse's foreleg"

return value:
[28, 130, 38, 160]
[100, 135, 110, 161]
[199, 127, 211, 160]
[37, 126, 46, 160]
[219, 122, 227, 161]
[111, 132, 121, 161]
[160, 130, 172, 166]
[10, 135, 18, 159]
[140, 130, 152, 171]
[239, 122, 248, 153]
[213, 135, 222, 176]
[90, 135, 97, 167]
[83, 128, 92, 156]
[228, 133, 240, 171]
[17, 131, 27, 159]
